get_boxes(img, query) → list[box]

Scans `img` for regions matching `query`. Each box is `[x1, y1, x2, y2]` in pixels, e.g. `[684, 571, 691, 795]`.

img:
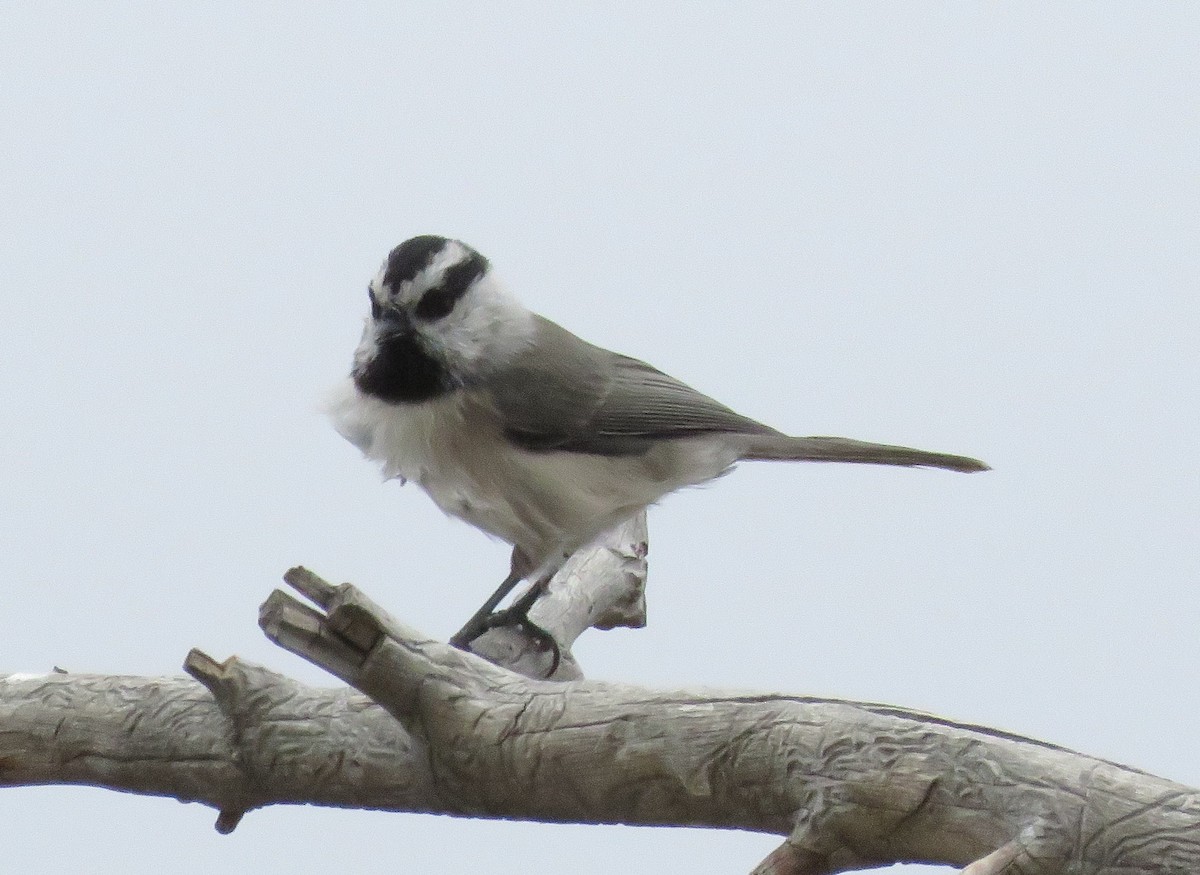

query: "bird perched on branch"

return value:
[328, 235, 988, 659]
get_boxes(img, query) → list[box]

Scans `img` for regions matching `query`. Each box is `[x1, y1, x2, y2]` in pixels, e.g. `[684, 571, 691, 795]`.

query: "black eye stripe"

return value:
[383, 235, 448, 289]
[413, 248, 490, 321]
[441, 248, 489, 296]
[414, 286, 457, 320]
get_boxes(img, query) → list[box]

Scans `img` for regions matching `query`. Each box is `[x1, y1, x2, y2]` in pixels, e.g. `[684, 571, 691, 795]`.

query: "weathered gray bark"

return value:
[2, 514, 1197, 873]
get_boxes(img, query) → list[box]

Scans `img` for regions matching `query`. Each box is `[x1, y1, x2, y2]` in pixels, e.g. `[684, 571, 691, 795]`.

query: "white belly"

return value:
[326, 379, 739, 574]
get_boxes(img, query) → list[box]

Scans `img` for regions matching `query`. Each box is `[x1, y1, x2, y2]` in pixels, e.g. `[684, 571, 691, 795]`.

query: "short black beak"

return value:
[374, 306, 413, 335]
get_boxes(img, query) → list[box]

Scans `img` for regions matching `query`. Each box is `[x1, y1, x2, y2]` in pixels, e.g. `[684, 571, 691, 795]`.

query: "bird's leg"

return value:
[449, 565, 525, 650]
[450, 548, 563, 675]
[448, 566, 523, 648]
[450, 547, 539, 650]
[495, 574, 551, 625]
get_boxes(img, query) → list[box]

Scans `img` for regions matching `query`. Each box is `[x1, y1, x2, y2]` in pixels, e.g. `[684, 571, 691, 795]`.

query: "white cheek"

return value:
[430, 275, 533, 372]
[351, 318, 381, 370]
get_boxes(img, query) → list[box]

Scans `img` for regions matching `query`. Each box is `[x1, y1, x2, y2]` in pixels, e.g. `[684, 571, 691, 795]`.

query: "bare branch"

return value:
[0, 664, 435, 826]
[256, 571, 1200, 873]
[3, 520, 1198, 873]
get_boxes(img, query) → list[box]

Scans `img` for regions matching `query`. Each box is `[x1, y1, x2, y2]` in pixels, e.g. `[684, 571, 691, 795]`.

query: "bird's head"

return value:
[353, 235, 533, 403]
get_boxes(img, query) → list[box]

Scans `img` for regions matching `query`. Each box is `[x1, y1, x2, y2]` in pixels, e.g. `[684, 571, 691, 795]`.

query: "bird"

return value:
[327, 234, 988, 662]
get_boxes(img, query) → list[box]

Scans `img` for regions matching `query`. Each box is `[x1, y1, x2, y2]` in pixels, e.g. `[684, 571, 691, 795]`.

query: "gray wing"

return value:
[487, 316, 778, 456]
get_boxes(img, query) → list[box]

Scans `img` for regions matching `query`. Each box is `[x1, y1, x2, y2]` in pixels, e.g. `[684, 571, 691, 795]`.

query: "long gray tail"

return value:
[740, 434, 989, 473]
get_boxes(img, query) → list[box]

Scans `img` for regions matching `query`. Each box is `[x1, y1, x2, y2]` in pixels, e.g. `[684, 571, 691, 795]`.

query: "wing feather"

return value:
[487, 316, 775, 456]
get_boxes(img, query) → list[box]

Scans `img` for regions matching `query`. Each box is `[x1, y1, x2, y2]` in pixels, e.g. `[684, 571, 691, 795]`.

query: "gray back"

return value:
[487, 316, 778, 456]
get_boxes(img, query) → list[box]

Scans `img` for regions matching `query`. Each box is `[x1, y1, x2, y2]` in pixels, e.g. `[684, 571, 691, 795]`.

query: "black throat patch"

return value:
[353, 331, 453, 404]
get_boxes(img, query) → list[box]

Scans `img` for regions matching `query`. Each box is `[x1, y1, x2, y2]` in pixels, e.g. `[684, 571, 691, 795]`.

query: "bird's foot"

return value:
[451, 607, 561, 677]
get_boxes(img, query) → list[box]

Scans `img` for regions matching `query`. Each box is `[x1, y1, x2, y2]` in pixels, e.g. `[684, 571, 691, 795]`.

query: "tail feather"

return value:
[740, 435, 990, 473]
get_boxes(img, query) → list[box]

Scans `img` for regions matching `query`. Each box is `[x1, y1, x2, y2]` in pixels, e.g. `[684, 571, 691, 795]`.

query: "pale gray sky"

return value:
[2, 4, 1197, 873]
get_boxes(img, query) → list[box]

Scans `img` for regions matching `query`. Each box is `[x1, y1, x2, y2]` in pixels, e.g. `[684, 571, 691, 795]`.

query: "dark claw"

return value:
[450, 574, 561, 677]
[483, 609, 561, 677]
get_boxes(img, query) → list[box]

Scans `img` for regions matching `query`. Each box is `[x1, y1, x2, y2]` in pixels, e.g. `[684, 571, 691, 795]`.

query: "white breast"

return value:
[325, 379, 741, 577]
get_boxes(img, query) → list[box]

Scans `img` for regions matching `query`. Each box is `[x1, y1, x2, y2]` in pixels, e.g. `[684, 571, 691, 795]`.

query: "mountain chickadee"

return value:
[328, 235, 988, 657]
